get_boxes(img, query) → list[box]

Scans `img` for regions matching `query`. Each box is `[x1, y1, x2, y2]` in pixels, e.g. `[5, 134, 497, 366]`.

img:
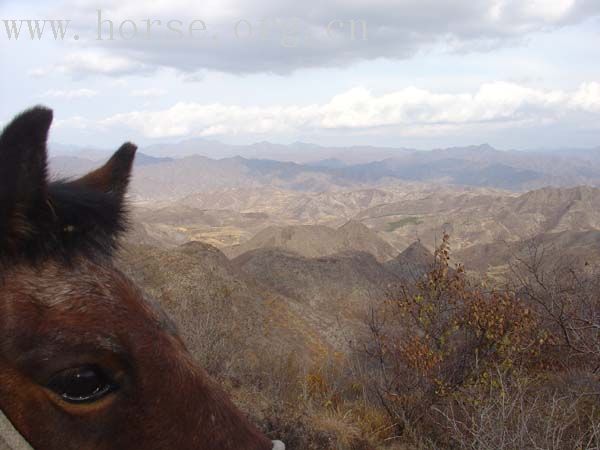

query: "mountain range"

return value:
[50, 142, 600, 197]
[49, 140, 600, 281]
[224, 221, 397, 262]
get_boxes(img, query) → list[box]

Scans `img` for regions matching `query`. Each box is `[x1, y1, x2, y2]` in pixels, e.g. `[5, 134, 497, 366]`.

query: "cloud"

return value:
[99, 103, 317, 137]
[28, 67, 51, 78]
[570, 82, 600, 113]
[30, 51, 151, 79]
[130, 88, 168, 98]
[65, 81, 597, 139]
[319, 83, 569, 129]
[54, 115, 94, 130]
[42, 88, 98, 99]
[46, 0, 600, 76]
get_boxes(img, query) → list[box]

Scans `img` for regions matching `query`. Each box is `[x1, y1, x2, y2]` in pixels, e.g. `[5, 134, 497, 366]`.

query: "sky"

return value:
[1, 0, 600, 151]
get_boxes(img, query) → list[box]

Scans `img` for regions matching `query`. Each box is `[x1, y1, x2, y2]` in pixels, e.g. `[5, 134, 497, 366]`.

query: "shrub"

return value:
[359, 234, 547, 441]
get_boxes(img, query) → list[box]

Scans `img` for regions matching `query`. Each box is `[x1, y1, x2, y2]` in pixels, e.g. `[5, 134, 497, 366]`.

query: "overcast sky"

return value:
[1, 0, 600, 151]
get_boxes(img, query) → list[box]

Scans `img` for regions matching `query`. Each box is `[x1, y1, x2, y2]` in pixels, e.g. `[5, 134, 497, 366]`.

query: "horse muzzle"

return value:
[272, 440, 285, 450]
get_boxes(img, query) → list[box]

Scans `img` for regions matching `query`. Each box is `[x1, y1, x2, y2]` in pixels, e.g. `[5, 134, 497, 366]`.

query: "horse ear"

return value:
[0, 108, 137, 264]
[44, 143, 138, 254]
[0, 106, 52, 249]
[71, 143, 137, 197]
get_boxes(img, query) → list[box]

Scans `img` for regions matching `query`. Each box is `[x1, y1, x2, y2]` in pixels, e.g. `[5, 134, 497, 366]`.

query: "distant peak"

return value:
[178, 240, 222, 254]
[396, 241, 433, 262]
[251, 140, 276, 147]
[437, 143, 498, 153]
[290, 141, 320, 149]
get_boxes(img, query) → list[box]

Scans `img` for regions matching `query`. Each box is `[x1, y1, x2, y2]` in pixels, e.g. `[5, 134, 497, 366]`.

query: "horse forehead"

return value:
[2, 259, 176, 335]
[7, 260, 131, 305]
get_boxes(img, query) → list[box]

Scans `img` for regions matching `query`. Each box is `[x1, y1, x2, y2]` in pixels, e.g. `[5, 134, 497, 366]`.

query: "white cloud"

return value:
[487, 0, 578, 23]
[54, 116, 94, 130]
[72, 81, 599, 138]
[131, 88, 168, 98]
[43, 0, 600, 76]
[28, 67, 51, 78]
[42, 88, 98, 99]
[100, 103, 319, 137]
[319, 83, 569, 129]
[62, 52, 143, 76]
[570, 82, 600, 113]
[30, 51, 151, 79]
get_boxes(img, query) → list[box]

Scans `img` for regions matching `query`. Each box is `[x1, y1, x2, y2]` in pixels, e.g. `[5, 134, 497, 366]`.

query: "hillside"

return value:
[232, 247, 402, 349]
[117, 242, 342, 361]
[456, 229, 600, 274]
[224, 220, 398, 262]
[233, 248, 398, 310]
[360, 186, 600, 252]
[116, 237, 432, 358]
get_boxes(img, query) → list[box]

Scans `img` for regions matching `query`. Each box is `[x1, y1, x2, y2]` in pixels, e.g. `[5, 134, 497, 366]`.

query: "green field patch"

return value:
[387, 216, 422, 231]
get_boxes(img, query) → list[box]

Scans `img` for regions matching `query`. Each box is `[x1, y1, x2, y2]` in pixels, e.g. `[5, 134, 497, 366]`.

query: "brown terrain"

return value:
[47, 146, 600, 449]
[50, 145, 600, 360]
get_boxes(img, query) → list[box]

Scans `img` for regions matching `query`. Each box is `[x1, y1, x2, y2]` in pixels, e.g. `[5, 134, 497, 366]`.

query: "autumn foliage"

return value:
[356, 233, 599, 448]
[200, 233, 599, 449]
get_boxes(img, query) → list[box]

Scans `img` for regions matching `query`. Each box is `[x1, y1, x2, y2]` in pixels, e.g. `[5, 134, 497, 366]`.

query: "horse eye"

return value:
[47, 365, 118, 404]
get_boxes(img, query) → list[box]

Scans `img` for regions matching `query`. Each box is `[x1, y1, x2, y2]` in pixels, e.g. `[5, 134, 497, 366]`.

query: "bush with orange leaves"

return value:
[360, 233, 549, 441]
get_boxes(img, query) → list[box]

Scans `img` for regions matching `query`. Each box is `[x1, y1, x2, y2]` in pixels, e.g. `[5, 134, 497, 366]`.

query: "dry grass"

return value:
[164, 236, 600, 450]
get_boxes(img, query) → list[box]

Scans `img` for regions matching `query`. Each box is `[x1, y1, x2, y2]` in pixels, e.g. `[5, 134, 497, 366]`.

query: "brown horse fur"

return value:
[0, 107, 275, 450]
